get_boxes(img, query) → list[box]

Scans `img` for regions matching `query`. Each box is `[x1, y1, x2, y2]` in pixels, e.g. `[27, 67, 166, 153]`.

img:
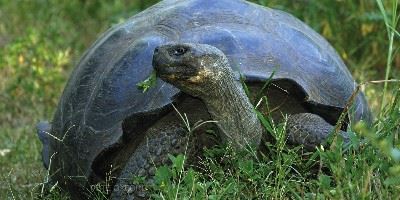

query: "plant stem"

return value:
[377, 0, 399, 117]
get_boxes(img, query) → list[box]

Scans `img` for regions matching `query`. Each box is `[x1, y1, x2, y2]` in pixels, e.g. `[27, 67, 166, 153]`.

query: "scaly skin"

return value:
[153, 43, 263, 149]
[110, 97, 216, 199]
[111, 125, 189, 200]
[286, 113, 350, 150]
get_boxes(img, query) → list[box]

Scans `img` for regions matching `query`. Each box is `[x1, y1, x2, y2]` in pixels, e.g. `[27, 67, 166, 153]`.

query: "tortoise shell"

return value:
[47, 0, 371, 192]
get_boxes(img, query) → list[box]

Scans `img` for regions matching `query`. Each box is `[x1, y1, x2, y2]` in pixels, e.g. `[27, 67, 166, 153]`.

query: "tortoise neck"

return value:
[202, 64, 262, 150]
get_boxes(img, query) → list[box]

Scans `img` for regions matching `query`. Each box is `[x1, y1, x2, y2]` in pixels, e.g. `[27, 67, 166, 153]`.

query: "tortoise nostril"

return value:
[154, 47, 159, 53]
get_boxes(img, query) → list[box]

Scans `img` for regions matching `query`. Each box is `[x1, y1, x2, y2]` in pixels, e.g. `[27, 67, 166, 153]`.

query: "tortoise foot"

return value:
[110, 126, 192, 200]
[286, 113, 350, 151]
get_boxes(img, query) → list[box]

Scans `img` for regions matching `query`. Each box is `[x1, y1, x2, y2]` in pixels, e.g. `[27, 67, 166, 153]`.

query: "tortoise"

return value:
[36, 0, 372, 199]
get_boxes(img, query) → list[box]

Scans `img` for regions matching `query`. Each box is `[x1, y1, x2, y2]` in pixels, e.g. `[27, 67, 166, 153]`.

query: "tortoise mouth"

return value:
[155, 65, 200, 82]
[153, 51, 199, 81]
[155, 65, 187, 74]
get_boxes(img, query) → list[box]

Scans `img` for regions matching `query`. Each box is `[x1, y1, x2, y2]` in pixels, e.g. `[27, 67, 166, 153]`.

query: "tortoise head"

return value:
[153, 43, 230, 98]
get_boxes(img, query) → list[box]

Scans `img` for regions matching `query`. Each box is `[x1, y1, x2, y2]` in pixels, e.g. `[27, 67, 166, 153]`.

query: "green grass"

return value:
[0, 0, 399, 199]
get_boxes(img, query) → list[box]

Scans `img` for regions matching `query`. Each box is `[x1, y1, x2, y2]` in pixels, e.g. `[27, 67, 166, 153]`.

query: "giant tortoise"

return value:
[37, 0, 371, 199]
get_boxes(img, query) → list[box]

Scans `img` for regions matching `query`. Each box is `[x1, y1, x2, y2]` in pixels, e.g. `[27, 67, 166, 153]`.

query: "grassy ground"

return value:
[0, 0, 399, 199]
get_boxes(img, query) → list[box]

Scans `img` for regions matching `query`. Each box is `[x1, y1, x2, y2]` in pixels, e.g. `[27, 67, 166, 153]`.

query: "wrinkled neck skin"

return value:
[199, 61, 263, 150]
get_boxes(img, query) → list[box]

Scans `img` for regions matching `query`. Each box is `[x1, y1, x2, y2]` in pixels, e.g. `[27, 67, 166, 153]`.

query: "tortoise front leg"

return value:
[110, 126, 194, 200]
[286, 113, 350, 151]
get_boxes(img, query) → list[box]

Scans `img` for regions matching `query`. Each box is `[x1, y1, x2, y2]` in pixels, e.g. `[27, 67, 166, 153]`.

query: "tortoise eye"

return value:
[173, 46, 188, 56]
